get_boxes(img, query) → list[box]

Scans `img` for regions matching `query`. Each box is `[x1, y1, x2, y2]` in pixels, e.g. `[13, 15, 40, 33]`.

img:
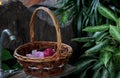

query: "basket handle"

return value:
[30, 7, 62, 58]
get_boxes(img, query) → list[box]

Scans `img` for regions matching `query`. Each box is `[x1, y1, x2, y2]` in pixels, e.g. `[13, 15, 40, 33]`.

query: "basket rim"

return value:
[14, 41, 72, 62]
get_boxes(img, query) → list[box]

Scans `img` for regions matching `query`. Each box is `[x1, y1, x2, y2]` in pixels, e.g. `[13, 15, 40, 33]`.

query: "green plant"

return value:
[56, 0, 100, 37]
[2, 49, 21, 70]
[71, 4, 120, 78]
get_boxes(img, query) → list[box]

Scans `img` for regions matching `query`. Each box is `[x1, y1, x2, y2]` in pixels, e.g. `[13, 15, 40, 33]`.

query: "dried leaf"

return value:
[19, 0, 45, 7]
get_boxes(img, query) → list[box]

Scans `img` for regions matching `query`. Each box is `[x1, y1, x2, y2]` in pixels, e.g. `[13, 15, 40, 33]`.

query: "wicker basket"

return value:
[14, 7, 72, 77]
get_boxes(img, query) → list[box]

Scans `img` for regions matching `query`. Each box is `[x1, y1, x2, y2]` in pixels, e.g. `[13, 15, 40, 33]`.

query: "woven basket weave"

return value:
[14, 7, 72, 77]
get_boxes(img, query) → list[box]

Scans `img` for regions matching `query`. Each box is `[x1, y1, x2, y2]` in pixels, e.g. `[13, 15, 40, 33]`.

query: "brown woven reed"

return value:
[14, 7, 72, 77]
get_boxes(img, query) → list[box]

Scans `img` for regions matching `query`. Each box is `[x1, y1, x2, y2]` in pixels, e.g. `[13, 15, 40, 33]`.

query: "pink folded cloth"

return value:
[34, 51, 44, 58]
[26, 48, 55, 58]
[44, 48, 55, 57]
